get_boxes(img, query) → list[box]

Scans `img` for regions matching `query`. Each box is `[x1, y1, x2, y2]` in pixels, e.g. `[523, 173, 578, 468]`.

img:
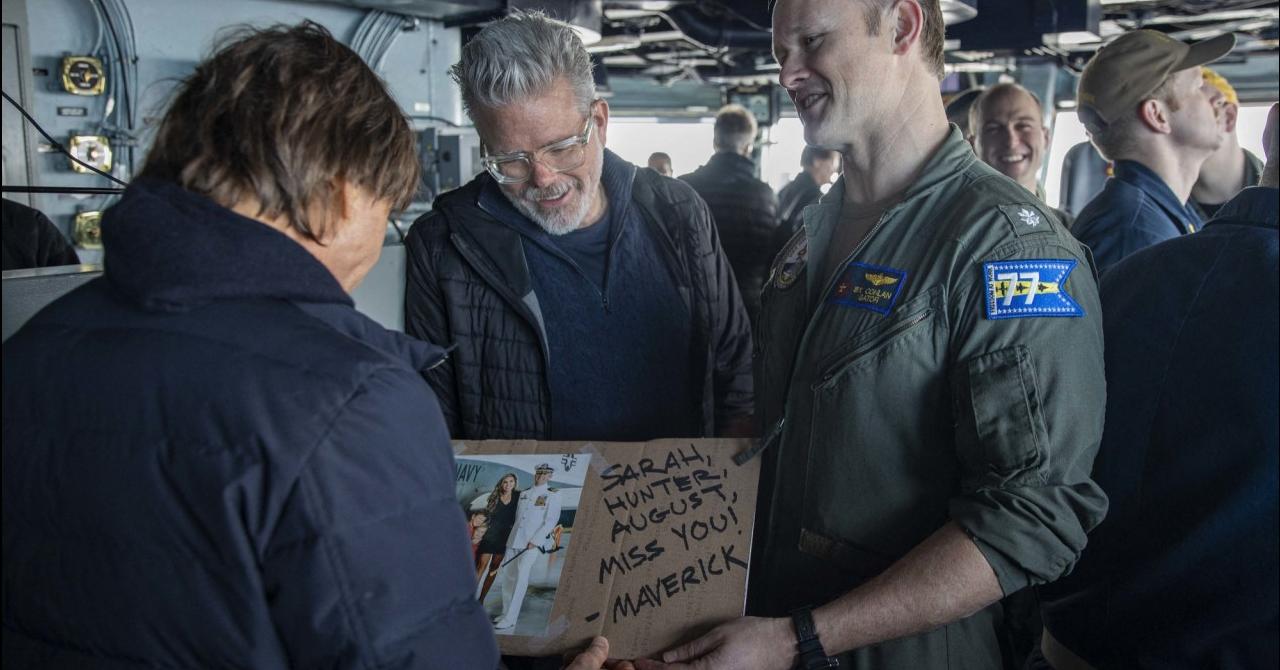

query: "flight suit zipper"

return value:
[813, 308, 933, 390]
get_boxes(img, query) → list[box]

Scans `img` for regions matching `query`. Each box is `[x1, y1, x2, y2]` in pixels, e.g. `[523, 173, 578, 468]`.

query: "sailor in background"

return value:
[494, 463, 563, 631]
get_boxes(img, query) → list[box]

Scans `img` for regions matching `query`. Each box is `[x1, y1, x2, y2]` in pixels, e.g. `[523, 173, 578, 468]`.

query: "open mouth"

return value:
[794, 91, 827, 115]
[998, 153, 1032, 167]
[527, 184, 573, 208]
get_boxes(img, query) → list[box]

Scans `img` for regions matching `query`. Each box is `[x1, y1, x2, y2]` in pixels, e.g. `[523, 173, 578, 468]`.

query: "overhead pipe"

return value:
[661, 5, 773, 50]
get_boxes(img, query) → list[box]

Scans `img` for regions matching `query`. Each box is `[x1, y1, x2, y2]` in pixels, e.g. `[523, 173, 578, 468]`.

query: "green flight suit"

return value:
[748, 129, 1108, 668]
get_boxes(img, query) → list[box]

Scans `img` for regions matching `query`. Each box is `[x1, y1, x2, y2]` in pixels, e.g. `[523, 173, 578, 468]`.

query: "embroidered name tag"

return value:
[535, 496, 547, 507]
[983, 259, 1084, 319]
[829, 262, 907, 315]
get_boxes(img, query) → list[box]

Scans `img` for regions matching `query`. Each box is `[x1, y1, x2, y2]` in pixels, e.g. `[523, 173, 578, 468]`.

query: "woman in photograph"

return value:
[474, 472, 519, 603]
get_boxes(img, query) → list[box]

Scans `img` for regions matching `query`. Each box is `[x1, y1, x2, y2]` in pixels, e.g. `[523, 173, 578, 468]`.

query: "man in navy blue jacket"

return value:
[0, 23, 502, 669]
[1037, 104, 1279, 669]
[1071, 29, 1233, 270]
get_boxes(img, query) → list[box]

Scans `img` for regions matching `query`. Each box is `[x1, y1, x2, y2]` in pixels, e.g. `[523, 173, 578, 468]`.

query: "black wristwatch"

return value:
[789, 607, 840, 669]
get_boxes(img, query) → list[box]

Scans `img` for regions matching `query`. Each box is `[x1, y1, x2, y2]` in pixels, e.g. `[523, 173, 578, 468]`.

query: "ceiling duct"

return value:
[661, 5, 772, 50]
[941, 0, 979, 25]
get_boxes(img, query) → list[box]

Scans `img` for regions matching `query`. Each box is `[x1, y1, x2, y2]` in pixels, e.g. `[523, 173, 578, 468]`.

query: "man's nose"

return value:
[780, 58, 808, 93]
[1002, 125, 1020, 147]
[528, 159, 560, 189]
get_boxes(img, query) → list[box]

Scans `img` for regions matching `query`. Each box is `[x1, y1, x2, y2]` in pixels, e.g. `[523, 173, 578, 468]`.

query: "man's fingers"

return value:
[565, 636, 610, 670]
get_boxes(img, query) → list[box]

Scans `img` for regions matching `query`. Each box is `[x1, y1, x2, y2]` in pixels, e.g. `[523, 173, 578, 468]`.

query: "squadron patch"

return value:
[828, 262, 907, 315]
[535, 496, 547, 506]
[983, 259, 1084, 319]
[771, 234, 808, 289]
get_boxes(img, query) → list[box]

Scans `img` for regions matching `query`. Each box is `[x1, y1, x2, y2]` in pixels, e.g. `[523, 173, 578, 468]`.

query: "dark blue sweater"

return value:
[478, 151, 697, 440]
[1041, 186, 1279, 669]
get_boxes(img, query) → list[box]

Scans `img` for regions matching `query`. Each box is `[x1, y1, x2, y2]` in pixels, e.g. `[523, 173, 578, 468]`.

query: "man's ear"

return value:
[594, 98, 611, 147]
[891, 0, 925, 58]
[1223, 102, 1239, 134]
[315, 180, 353, 245]
[1137, 98, 1173, 135]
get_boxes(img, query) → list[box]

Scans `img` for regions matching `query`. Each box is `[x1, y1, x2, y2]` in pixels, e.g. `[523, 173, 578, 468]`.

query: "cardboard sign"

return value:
[454, 439, 760, 659]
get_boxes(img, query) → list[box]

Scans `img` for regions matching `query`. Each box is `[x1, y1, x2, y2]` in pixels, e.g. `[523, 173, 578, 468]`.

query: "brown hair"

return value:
[1089, 74, 1180, 161]
[713, 104, 758, 153]
[863, 0, 946, 80]
[485, 473, 520, 513]
[140, 22, 419, 243]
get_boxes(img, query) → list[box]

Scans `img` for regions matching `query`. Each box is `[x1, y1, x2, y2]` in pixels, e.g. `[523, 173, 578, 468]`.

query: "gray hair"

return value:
[450, 10, 596, 119]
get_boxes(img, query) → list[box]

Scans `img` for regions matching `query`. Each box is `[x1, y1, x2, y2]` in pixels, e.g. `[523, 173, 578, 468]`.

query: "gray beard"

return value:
[507, 179, 595, 236]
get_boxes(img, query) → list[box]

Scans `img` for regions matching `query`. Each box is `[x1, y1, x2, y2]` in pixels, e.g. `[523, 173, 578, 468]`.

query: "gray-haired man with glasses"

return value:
[404, 11, 754, 449]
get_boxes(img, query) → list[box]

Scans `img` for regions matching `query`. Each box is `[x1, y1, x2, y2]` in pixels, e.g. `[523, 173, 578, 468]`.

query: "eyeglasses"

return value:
[481, 107, 597, 184]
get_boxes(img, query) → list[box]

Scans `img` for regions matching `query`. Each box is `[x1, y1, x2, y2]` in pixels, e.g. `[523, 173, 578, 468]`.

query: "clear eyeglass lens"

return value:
[543, 144, 585, 170]
[493, 159, 533, 181]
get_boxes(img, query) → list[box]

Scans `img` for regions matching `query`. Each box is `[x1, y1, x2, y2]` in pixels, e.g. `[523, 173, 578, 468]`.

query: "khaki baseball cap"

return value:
[1077, 29, 1235, 133]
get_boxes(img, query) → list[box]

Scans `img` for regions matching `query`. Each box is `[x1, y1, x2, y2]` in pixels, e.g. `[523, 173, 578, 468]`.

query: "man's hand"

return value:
[564, 636, 637, 670]
[633, 616, 794, 670]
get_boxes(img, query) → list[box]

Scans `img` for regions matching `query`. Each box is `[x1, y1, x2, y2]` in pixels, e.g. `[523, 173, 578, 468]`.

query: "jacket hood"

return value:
[101, 178, 351, 312]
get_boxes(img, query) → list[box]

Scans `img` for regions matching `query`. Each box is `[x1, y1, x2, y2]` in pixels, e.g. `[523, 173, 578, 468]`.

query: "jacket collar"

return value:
[1113, 159, 1202, 230]
[101, 178, 350, 312]
[806, 126, 977, 235]
[1205, 186, 1279, 231]
[698, 152, 758, 179]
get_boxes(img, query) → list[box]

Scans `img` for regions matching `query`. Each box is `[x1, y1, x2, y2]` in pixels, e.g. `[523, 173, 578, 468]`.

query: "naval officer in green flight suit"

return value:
[641, 1, 1108, 669]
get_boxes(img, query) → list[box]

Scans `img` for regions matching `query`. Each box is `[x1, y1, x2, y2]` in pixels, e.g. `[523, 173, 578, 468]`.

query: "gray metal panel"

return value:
[1, 264, 101, 341]
[3, 245, 407, 342]
[19, 0, 465, 240]
[2, 0, 38, 208]
[351, 243, 406, 332]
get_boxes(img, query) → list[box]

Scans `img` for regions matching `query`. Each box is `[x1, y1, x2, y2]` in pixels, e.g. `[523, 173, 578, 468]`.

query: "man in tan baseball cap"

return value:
[1071, 29, 1233, 269]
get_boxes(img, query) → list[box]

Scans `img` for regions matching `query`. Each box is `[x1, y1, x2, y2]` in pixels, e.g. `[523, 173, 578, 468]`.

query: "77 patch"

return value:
[983, 259, 1084, 319]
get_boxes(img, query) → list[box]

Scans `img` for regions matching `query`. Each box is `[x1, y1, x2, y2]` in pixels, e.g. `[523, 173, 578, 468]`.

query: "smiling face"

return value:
[534, 471, 551, 486]
[973, 87, 1050, 191]
[472, 78, 609, 235]
[773, 0, 894, 149]
[499, 475, 516, 493]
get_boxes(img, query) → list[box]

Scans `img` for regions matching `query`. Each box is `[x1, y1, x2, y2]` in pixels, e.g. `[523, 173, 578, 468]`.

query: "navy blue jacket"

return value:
[2, 179, 498, 669]
[1041, 186, 1279, 669]
[1072, 160, 1203, 271]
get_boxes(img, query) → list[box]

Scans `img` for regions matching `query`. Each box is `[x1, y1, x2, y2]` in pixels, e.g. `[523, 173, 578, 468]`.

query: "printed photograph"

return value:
[455, 452, 591, 637]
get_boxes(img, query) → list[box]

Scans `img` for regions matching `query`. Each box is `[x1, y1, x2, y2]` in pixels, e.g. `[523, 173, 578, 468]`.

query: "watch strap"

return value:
[789, 607, 839, 669]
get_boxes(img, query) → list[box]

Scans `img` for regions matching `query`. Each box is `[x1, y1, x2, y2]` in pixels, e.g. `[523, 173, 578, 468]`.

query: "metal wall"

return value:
[3, 0, 463, 259]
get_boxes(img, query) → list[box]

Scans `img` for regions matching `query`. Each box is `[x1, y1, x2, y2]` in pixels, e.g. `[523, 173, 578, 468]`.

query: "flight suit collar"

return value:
[801, 127, 978, 301]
